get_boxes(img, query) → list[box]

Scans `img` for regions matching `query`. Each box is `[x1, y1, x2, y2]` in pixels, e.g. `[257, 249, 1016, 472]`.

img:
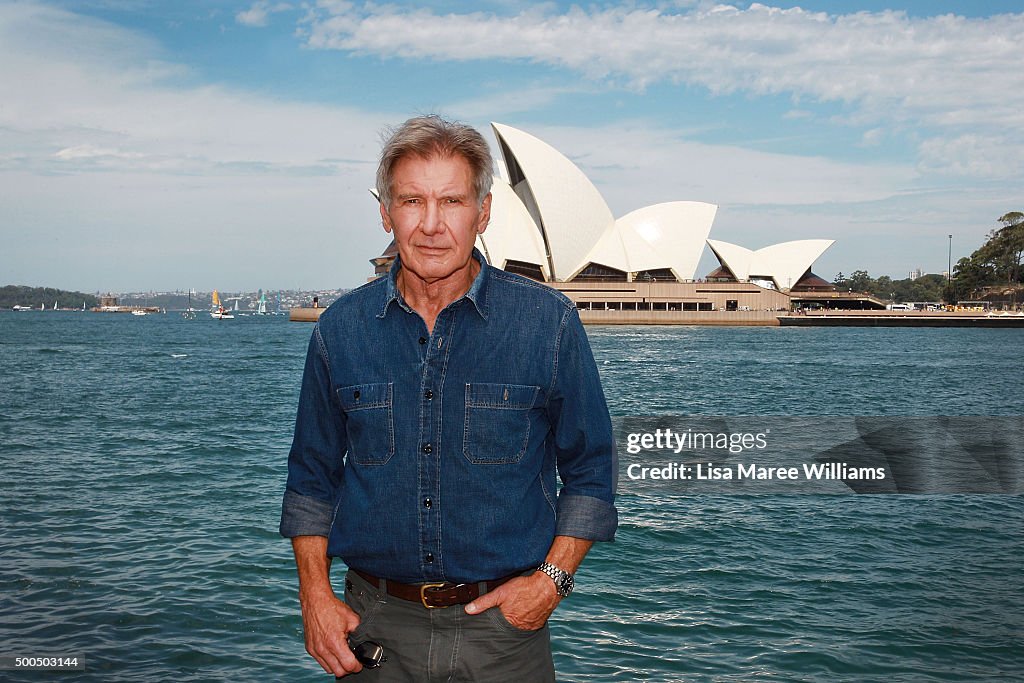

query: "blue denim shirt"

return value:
[280, 251, 617, 584]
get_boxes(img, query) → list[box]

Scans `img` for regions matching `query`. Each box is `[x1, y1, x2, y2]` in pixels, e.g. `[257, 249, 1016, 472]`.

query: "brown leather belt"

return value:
[352, 569, 519, 609]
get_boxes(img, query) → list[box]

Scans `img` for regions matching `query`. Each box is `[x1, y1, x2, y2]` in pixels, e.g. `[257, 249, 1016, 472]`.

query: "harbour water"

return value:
[1, 312, 1022, 681]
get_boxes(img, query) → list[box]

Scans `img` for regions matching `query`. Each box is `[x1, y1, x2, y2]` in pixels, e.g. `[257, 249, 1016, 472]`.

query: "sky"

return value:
[1, 0, 1022, 292]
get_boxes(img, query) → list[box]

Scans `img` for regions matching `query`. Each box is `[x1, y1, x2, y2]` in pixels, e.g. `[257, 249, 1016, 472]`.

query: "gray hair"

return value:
[376, 115, 493, 208]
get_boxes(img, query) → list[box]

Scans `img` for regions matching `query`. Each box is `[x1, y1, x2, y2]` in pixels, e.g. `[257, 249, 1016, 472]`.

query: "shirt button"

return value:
[423, 498, 432, 508]
[422, 444, 432, 454]
[424, 390, 433, 400]
[419, 337, 427, 345]
[425, 553, 434, 563]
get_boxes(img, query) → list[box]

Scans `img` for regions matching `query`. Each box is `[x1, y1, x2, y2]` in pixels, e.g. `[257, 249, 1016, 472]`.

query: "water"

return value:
[1, 312, 1022, 681]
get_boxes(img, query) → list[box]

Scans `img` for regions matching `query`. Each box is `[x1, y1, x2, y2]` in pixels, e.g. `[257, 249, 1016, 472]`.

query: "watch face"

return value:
[540, 563, 573, 596]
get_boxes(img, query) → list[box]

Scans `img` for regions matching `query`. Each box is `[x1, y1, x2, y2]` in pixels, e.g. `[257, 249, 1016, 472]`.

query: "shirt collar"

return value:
[377, 248, 490, 321]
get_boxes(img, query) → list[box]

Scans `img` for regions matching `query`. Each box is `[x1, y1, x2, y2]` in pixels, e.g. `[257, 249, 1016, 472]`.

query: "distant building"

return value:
[909, 268, 923, 280]
[367, 122, 870, 317]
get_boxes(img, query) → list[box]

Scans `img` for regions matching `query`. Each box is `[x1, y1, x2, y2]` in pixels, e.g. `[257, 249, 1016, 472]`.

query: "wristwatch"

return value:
[537, 562, 575, 597]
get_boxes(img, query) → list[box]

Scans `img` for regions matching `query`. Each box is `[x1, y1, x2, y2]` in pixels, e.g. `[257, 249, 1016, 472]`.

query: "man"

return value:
[280, 115, 617, 681]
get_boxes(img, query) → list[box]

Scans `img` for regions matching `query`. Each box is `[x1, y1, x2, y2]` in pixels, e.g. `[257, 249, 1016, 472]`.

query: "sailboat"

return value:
[53, 300, 58, 311]
[256, 291, 268, 315]
[183, 289, 197, 320]
[210, 290, 234, 320]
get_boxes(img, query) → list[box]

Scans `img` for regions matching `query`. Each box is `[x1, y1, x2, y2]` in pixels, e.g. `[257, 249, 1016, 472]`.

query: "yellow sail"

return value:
[212, 290, 221, 307]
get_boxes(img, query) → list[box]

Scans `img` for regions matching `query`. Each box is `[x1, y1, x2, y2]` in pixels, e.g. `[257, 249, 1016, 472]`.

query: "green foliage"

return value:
[832, 271, 946, 302]
[0, 285, 99, 310]
[953, 211, 1024, 297]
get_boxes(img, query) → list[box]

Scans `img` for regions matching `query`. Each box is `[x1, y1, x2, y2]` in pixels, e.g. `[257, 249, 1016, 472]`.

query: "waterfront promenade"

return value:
[291, 306, 1024, 327]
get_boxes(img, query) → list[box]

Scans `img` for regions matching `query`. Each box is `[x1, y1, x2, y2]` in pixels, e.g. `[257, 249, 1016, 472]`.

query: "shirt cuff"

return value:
[555, 493, 618, 541]
[279, 489, 334, 538]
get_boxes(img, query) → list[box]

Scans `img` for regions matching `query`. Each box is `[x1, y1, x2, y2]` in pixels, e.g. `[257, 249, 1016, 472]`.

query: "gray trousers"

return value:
[342, 569, 556, 683]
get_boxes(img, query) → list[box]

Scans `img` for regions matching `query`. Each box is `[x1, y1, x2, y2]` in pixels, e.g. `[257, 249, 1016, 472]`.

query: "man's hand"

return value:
[463, 572, 560, 630]
[291, 536, 362, 677]
[464, 535, 594, 630]
[299, 588, 363, 677]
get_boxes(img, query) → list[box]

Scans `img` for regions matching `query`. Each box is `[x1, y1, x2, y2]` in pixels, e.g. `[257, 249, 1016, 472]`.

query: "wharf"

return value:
[91, 306, 162, 314]
[290, 307, 1024, 327]
[578, 309, 781, 325]
[290, 307, 326, 322]
[778, 310, 1024, 327]
[290, 307, 781, 325]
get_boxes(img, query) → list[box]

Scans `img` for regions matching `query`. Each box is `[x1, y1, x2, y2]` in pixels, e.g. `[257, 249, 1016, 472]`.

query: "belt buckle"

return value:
[419, 582, 449, 609]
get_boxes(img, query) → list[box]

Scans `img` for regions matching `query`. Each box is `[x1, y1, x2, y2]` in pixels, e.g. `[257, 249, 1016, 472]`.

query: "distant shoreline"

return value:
[285, 306, 1024, 327]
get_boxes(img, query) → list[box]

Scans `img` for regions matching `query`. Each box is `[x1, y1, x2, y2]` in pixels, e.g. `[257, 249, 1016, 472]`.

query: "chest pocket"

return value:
[463, 383, 540, 464]
[338, 383, 394, 465]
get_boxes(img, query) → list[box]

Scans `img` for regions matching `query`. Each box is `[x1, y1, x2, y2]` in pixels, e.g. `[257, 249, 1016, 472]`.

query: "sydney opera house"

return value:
[372, 123, 868, 323]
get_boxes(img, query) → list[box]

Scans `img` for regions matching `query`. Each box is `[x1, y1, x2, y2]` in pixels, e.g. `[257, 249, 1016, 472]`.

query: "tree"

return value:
[952, 211, 1024, 298]
[995, 212, 1024, 284]
[847, 270, 873, 293]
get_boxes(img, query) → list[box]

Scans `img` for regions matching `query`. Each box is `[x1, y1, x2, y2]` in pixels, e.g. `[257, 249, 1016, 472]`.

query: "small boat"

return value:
[210, 290, 234, 320]
[183, 288, 197, 320]
[132, 309, 147, 316]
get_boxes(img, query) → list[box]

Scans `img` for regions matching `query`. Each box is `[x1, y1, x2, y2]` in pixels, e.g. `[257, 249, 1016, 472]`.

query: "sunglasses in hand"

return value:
[334, 638, 387, 678]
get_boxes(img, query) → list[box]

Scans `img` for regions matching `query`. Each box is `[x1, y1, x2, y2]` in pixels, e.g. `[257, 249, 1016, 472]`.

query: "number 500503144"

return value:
[1, 656, 84, 670]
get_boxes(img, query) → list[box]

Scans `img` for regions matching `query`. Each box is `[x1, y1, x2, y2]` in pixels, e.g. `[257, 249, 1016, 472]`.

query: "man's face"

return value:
[381, 153, 491, 286]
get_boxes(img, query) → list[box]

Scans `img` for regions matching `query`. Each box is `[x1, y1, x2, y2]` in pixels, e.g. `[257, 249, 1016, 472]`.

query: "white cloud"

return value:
[860, 128, 884, 148]
[918, 134, 1024, 179]
[301, 2, 1024, 171]
[501, 122, 916, 213]
[0, 2, 389, 291]
[54, 144, 142, 161]
[0, 3, 384, 176]
[0, 1, 1017, 290]
[236, 1, 293, 27]
[446, 83, 596, 120]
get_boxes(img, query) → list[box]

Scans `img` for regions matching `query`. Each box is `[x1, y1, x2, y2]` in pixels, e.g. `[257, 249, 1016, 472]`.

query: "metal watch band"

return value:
[537, 562, 575, 597]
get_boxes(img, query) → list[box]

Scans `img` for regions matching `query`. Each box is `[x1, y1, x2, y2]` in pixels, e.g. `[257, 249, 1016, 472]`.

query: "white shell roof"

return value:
[492, 123, 614, 280]
[610, 201, 718, 280]
[706, 239, 755, 280]
[707, 238, 834, 290]
[493, 124, 723, 282]
[477, 179, 550, 279]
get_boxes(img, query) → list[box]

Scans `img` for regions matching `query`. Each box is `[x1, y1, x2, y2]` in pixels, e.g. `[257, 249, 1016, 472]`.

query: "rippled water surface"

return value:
[1, 313, 1022, 681]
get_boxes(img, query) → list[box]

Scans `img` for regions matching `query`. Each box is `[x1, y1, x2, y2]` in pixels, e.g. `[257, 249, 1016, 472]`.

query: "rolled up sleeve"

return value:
[279, 325, 346, 538]
[280, 489, 335, 537]
[547, 308, 618, 541]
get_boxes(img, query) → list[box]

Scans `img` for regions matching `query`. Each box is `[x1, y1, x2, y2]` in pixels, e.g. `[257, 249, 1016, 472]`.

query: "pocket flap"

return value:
[338, 382, 392, 411]
[465, 383, 539, 409]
